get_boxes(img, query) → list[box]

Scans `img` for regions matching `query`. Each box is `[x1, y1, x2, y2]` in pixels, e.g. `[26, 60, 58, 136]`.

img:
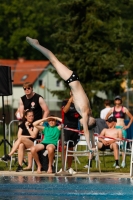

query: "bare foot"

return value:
[26, 37, 39, 46]
[37, 170, 42, 174]
[23, 166, 32, 171]
[47, 167, 52, 174]
[36, 165, 42, 174]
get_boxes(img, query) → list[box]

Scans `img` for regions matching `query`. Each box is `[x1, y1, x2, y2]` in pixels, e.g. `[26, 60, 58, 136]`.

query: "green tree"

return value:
[50, 0, 133, 116]
[0, 0, 60, 59]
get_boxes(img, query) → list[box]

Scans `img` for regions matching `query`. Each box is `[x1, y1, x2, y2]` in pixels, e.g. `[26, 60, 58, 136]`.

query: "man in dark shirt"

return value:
[16, 82, 49, 121]
[61, 91, 80, 174]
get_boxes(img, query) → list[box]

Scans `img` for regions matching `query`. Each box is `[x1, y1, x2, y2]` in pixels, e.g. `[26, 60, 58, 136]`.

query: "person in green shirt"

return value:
[31, 116, 62, 174]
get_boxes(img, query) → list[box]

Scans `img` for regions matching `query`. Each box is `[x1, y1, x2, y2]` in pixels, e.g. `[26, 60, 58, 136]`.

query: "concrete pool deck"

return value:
[0, 171, 132, 178]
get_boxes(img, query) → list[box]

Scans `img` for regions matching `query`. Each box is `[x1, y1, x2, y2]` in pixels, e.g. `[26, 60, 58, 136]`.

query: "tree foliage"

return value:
[51, 0, 133, 116]
[0, 0, 60, 59]
[1, 0, 133, 116]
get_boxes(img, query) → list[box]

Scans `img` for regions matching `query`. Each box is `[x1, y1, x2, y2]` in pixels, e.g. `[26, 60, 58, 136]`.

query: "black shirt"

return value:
[62, 100, 80, 128]
[21, 93, 43, 121]
[18, 122, 35, 141]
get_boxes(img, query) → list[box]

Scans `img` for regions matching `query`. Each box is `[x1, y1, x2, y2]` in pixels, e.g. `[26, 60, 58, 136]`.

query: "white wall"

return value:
[0, 65, 65, 112]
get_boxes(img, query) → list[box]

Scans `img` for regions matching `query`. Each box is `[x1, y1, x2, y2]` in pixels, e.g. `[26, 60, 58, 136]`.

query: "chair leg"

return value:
[87, 153, 92, 175]
[97, 150, 101, 173]
[75, 157, 80, 164]
[9, 156, 13, 171]
[130, 142, 133, 176]
[32, 158, 35, 173]
[55, 152, 59, 173]
[95, 142, 101, 173]
[64, 151, 68, 171]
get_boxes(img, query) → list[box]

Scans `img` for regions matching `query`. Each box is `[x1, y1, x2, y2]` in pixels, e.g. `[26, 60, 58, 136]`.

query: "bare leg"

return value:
[64, 146, 73, 169]
[17, 143, 25, 166]
[9, 137, 34, 156]
[26, 37, 72, 80]
[46, 144, 55, 173]
[111, 143, 119, 160]
[26, 37, 93, 150]
[23, 152, 33, 170]
[30, 144, 44, 174]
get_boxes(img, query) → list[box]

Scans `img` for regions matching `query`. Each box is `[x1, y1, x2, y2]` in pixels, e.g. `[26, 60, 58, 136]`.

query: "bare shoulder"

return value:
[122, 106, 126, 111]
[100, 128, 107, 135]
[39, 96, 45, 102]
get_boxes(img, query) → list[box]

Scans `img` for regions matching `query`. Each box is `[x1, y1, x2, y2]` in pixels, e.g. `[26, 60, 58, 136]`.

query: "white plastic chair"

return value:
[32, 140, 60, 173]
[64, 136, 101, 174]
[95, 135, 124, 168]
[9, 139, 39, 171]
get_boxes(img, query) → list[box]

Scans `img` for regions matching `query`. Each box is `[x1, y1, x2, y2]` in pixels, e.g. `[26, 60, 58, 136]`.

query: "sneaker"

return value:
[68, 168, 77, 175]
[84, 164, 89, 169]
[121, 161, 125, 168]
[57, 168, 63, 173]
[1, 154, 11, 163]
[115, 165, 120, 169]
[16, 165, 23, 172]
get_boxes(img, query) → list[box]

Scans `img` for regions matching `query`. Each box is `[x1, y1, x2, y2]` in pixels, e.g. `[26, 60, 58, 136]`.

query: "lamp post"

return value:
[126, 71, 129, 109]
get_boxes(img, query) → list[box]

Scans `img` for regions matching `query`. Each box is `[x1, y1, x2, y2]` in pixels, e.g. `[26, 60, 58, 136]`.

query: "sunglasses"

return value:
[23, 87, 31, 90]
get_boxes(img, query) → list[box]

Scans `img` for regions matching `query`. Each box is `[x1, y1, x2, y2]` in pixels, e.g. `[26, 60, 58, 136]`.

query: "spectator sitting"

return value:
[31, 116, 62, 174]
[97, 116, 122, 169]
[1, 109, 39, 172]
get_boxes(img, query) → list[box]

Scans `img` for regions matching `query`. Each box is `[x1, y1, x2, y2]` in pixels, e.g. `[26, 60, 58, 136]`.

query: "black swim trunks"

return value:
[99, 143, 112, 151]
[42, 143, 57, 149]
[65, 71, 79, 84]
[64, 129, 80, 148]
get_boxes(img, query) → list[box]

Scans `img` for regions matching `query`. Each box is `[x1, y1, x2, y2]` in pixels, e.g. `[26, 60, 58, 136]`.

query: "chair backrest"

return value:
[77, 140, 87, 146]
[75, 137, 89, 151]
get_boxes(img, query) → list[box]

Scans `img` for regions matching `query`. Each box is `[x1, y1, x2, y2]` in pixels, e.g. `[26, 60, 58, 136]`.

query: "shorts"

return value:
[65, 71, 79, 85]
[64, 129, 80, 147]
[115, 125, 127, 150]
[41, 143, 57, 150]
[99, 143, 112, 151]
[115, 126, 127, 138]
[29, 138, 34, 142]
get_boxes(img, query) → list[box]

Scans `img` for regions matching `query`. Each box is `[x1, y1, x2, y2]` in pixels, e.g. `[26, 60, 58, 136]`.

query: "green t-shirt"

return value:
[41, 126, 61, 146]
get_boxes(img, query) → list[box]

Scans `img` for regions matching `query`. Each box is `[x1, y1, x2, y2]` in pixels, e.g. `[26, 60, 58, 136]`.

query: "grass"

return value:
[0, 152, 131, 173]
[0, 131, 131, 173]
[64, 153, 131, 173]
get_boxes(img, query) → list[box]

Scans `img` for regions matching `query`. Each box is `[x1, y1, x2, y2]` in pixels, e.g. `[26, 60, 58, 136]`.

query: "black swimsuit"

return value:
[65, 71, 79, 85]
[113, 106, 125, 119]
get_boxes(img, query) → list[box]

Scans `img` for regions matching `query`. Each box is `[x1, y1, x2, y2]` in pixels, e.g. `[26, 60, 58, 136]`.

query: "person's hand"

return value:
[15, 111, 21, 120]
[122, 125, 128, 130]
[68, 96, 73, 103]
[25, 121, 30, 126]
[102, 140, 110, 146]
[107, 140, 114, 145]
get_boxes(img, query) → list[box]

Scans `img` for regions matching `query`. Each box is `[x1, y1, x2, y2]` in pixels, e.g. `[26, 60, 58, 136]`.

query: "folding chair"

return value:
[9, 139, 39, 171]
[32, 140, 60, 173]
[64, 136, 101, 175]
[95, 135, 122, 168]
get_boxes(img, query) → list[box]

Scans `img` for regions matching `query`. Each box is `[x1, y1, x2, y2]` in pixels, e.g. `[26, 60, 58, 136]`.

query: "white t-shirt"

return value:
[100, 107, 112, 119]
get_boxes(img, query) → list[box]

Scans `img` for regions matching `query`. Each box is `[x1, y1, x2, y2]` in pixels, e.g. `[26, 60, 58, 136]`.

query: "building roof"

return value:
[0, 59, 50, 86]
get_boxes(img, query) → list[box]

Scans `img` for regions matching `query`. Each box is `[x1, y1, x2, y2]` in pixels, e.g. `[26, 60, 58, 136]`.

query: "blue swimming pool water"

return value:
[0, 176, 133, 200]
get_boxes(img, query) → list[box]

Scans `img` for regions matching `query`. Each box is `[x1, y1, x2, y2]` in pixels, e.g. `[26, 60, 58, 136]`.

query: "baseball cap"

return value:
[114, 96, 122, 100]
[106, 116, 117, 123]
